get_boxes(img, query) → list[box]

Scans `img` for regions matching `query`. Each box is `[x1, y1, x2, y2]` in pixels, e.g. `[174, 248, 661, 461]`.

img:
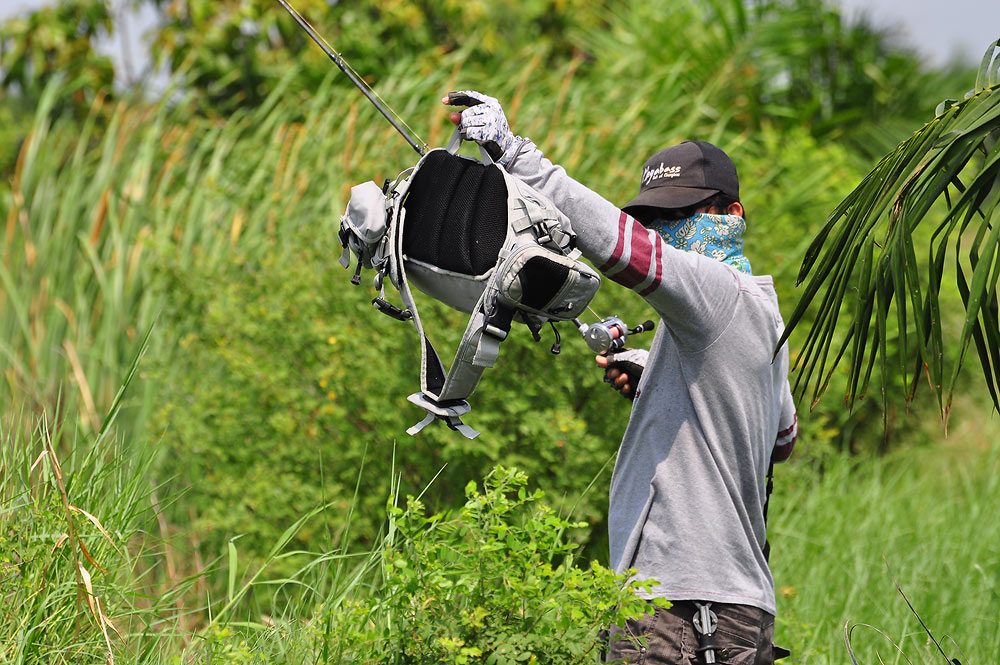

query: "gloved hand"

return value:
[442, 90, 523, 165]
[595, 348, 648, 401]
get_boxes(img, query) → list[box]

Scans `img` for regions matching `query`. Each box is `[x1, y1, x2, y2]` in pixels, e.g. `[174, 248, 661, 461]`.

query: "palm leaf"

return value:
[780, 39, 1000, 424]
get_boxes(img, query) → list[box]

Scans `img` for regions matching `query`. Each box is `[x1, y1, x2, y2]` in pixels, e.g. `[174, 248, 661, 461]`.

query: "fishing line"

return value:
[276, 0, 427, 155]
[339, 51, 426, 151]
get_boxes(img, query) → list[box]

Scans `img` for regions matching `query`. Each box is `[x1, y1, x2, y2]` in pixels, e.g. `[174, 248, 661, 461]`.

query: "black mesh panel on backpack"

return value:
[517, 256, 570, 310]
[402, 151, 507, 276]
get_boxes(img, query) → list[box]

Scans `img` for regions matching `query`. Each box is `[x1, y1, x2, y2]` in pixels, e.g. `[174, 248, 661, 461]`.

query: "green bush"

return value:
[327, 466, 659, 664]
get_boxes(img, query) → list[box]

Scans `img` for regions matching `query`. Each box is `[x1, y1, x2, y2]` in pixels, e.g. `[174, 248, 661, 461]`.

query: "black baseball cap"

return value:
[622, 141, 739, 218]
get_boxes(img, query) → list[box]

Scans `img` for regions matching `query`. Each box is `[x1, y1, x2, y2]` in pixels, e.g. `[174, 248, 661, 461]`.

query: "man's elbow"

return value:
[772, 439, 796, 463]
[772, 416, 798, 463]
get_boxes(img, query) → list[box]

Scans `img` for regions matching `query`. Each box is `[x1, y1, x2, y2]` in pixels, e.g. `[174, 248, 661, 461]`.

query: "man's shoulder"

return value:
[736, 271, 776, 297]
[732, 271, 783, 324]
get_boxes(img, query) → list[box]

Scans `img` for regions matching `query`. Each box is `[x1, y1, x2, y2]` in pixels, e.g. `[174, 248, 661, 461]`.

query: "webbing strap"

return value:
[393, 206, 446, 396]
[446, 417, 480, 439]
[508, 193, 571, 252]
[446, 127, 495, 166]
[501, 164, 579, 256]
[400, 288, 506, 436]
[405, 393, 479, 438]
[434, 295, 514, 402]
[406, 412, 435, 436]
[763, 460, 775, 562]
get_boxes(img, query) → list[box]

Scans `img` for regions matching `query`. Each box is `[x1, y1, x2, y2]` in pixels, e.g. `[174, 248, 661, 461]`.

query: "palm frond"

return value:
[780, 38, 1000, 424]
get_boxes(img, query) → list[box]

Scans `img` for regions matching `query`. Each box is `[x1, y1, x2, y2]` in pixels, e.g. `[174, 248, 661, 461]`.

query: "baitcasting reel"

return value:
[574, 316, 655, 354]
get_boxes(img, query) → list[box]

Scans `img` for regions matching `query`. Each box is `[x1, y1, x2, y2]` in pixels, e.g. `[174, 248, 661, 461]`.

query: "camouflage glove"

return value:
[445, 90, 524, 165]
[603, 348, 648, 401]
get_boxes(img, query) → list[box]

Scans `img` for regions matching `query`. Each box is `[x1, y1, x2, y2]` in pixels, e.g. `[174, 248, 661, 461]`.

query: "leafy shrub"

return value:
[328, 466, 659, 664]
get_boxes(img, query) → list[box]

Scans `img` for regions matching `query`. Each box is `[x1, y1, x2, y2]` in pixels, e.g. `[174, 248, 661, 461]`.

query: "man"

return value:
[445, 91, 798, 664]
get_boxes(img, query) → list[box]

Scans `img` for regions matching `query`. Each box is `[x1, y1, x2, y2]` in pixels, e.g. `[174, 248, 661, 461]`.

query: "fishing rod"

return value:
[284, 0, 657, 369]
[275, 0, 426, 156]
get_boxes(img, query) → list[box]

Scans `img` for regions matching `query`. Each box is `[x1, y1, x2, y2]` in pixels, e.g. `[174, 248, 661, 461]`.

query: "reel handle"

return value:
[630, 320, 655, 335]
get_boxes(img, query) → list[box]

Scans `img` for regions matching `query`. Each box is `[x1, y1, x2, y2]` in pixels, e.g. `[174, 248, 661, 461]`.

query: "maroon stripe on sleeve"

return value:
[771, 437, 796, 462]
[598, 211, 628, 272]
[612, 222, 654, 289]
[638, 237, 663, 297]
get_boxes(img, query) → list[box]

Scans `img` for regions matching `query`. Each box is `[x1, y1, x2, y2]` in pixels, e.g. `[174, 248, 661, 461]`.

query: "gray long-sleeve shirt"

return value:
[509, 141, 798, 615]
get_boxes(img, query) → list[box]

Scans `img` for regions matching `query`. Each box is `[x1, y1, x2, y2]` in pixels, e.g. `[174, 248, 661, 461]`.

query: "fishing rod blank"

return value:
[275, 0, 426, 156]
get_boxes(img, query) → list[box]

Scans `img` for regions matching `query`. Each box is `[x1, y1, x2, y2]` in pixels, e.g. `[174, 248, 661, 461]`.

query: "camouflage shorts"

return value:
[602, 599, 777, 665]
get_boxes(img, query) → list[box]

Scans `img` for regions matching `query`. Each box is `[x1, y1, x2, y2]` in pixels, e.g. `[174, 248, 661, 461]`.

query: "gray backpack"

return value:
[339, 131, 600, 438]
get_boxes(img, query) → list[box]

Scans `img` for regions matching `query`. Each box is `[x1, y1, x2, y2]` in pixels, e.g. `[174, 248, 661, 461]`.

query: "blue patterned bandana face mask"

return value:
[648, 213, 752, 274]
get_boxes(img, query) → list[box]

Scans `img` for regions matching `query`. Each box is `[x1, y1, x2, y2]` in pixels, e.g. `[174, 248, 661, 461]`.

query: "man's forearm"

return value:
[508, 140, 624, 268]
[508, 140, 740, 346]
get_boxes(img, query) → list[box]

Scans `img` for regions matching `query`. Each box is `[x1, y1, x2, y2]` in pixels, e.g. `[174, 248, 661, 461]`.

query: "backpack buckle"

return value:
[372, 297, 412, 321]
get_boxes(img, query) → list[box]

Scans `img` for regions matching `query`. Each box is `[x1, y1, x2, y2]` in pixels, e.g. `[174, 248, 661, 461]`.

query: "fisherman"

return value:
[445, 91, 798, 664]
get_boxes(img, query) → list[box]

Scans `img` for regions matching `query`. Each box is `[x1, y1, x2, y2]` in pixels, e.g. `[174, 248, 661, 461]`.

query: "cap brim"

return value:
[622, 185, 720, 217]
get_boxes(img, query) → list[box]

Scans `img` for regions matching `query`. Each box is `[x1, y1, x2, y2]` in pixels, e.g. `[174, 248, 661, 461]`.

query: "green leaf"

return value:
[227, 539, 238, 604]
[976, 39, 1000, 93]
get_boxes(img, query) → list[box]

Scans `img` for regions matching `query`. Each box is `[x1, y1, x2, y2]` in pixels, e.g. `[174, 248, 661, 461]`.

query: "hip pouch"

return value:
[496, 244, 597, 320]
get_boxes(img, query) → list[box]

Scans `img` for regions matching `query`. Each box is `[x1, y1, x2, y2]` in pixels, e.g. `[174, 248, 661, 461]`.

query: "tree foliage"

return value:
[148, 0, 607, 110]
[0, 0, 113, 102]
[499, 0, 960, 157]
[782, 40, 1000, 424]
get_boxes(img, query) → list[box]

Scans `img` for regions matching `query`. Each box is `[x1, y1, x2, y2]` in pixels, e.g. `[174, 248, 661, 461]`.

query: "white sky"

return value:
[834, 0, 1000, 67]
[1, 0, 998, 72]
[0, 0, 161, 89]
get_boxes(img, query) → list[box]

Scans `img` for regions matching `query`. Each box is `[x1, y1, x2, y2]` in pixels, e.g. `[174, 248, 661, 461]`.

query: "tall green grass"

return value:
[0, 408, 360, 664]
[0, 408, 187, 662]
[772, 413, 1000, 663]
[0, 342, 379, 663]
